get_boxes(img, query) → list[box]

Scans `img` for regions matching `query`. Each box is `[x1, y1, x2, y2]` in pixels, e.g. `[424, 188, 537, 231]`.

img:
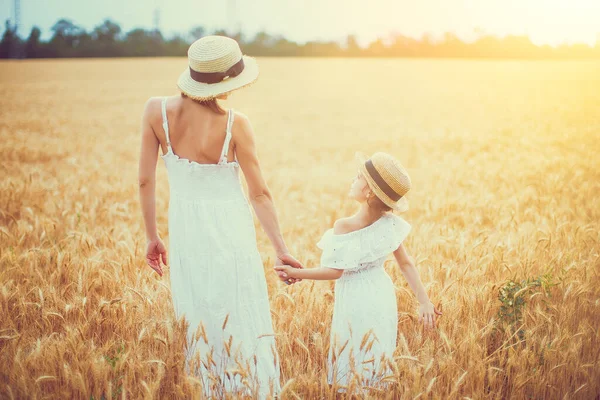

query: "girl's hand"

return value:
[274, 265, 296, 280]
[146, 237, 167, 277]
[275, 253, 303, 284]
[418, 301, 442, 329]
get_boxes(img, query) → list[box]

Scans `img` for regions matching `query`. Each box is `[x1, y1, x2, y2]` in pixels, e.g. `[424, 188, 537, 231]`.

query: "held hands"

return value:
[274, 265, 296, 281]
[274, 253, 303, 285]
[418, 301, 443, 330]
[145, 237, 168, 277]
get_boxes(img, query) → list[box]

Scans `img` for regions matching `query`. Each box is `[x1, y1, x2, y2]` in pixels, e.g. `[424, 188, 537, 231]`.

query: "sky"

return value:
[1, 0, 599, 46]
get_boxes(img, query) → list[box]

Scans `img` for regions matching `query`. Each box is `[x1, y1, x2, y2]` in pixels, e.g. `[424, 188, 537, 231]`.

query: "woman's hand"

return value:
[274, 265, 296, 280]
[275, 253, 303, 284]
[418, 301, 442, 330]
[146, 237, 167, 277]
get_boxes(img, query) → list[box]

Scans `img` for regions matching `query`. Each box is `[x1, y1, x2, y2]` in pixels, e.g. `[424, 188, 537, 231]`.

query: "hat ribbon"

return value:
[365, 159, 402, 201]
[189, 57, 245, 84]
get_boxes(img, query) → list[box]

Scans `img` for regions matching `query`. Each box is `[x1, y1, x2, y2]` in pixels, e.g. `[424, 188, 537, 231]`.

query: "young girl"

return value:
[275, 152, 442, 391]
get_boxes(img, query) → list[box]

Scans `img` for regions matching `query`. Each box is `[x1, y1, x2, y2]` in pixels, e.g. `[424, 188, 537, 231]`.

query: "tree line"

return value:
[1, 18, 599, 59]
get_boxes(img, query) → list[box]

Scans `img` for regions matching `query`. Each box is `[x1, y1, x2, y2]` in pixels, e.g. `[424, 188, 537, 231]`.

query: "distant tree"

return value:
[189, 26, 205, 42]
[165, 35, 188, 56]
[213, 29, 229, 37]
[345, 34, 361, 56]
[271, 36, 300, 56]
[418, 33, 435, 57]
[25, 26, 42, 58]
[389, 34, 421, 57]
[437, 32, 467, 57]
[500, 35, 536, 58]
[50, 19, 82, 45]
[555, 43, 593, 60]
[366, 38, 387, 57]
[253, 31, 273, 48]
[49, 19, 85, 57]
[124, 28, 164, 56]
[75, 31, 97, 57]
[301, 40, 342, 57]
[0, 20, 22, 58]
[93, 19, 121, 41]
[3, 17, 599, 59]
[244, 31, 274, 55]
[230, 31, 244, 46]
[92, 19, 123, 56]
[471, 35, 502, 58]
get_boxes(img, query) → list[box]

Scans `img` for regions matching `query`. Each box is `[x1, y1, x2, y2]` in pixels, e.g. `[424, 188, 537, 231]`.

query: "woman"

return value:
[138, 36, 301, 398]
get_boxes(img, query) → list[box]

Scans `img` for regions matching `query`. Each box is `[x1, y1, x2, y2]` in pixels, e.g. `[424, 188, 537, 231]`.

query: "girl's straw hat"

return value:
[177, 36, 259, 100]
[356, 152, 411, 212]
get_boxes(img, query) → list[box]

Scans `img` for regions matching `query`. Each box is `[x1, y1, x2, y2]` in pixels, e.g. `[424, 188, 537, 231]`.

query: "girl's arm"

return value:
[274, 265, 343, 281]
[393, 244, 442, 328]
[393, 244, 430, 304]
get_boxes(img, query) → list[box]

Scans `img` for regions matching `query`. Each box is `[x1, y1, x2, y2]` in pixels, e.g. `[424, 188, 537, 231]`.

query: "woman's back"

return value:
[156, 95, 235, 165]
[156, 96, 244, 202]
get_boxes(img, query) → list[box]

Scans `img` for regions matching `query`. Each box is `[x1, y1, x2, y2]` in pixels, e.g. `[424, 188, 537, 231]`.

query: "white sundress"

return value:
[159, 97, 281, 398]
[317, 213, 411, 391]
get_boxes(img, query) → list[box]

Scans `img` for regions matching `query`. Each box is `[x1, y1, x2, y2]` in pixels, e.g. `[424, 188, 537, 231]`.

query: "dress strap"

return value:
[219, 109, 235, 164]
[161, 97, 172, 153]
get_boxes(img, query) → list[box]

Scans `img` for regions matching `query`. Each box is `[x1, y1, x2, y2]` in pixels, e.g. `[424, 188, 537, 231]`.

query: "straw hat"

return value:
[356, 152, 411, 212]
[177, 36, 259, 100]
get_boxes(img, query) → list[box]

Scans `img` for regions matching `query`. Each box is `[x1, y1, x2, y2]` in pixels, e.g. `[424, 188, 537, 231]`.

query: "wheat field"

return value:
[1, 58, 599, 399]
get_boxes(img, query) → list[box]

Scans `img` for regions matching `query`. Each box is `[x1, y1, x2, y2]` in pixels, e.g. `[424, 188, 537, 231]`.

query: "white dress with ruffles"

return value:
[159, 98, 280, 398]
[317, 213, 411, 389]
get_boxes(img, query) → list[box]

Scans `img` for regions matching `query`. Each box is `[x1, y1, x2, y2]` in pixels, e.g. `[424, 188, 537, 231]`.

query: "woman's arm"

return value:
[274, 265, 343, 281]
[138, 98, 167, 276]
[234, 113, 303, 273]
[393, 243, 441, 328]
[138, 99, 160, 241]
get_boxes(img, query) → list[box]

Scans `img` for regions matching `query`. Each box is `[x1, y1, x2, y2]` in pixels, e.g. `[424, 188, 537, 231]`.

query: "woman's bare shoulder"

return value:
[142, 96, 164, 123]
[232, 110, 251, 129]
[231, 111, 254, 143]
[233, 110, 249, 120]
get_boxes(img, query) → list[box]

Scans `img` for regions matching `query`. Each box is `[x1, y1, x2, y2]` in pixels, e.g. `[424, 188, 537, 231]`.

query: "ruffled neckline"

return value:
[317, 214, 412, 270]
[329, 214, 389, 238]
